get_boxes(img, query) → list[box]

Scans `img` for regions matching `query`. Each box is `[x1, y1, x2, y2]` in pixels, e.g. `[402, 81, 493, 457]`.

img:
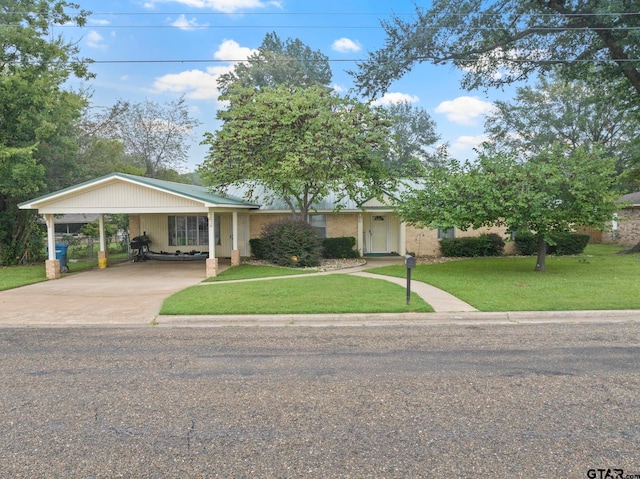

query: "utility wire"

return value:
[84, 58, 639, 64]
[48, 25, 640, 31]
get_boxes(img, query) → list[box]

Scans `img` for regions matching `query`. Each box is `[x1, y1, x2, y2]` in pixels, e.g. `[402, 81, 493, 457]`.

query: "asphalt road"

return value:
[1, 322, 639, 478]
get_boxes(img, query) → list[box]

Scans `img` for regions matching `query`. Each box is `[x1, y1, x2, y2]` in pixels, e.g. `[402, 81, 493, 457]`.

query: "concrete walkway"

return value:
[350, 272, 477, 312]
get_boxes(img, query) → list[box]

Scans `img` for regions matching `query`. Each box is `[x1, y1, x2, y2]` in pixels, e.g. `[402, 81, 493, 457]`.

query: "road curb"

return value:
[156, 310, 640, 327]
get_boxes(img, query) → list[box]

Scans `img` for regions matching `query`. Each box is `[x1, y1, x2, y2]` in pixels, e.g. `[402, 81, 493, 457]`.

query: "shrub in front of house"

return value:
[548, 232, 590, 255]
[514, 231, 590, 255]
[439, 233, 505, 257]
[322, 237, 360, 259]
[514, 231, 538, 255]
[259, 218, 323, 267]
[249, 238, 268, 260]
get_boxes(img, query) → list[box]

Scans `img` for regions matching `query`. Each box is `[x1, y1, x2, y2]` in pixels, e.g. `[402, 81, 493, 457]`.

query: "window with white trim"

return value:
[168, 215, 211, 247]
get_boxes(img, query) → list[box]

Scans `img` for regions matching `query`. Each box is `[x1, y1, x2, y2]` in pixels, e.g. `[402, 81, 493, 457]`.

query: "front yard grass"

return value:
[0, 265, 46, 291]
[203, 264, 316, 282]
[161, 274, 434, 315]
[366, 245, 640, 312]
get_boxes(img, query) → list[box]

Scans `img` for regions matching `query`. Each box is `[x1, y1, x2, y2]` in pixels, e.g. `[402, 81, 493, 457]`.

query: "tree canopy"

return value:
[351, 0, 640, 103]
[200, 84, 392, 218]
[395, 146, 618, 271]
[484, 70, 640, 186]
[379, 101, 442, 176]
[0, 0, 92, 265]
[100, 97, 200, 178]
[217, 31, 332, 95]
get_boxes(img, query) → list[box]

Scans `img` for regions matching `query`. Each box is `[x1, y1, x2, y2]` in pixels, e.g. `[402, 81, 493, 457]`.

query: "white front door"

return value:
[216, 215, 232, 258]
[370, 215, 388, 253]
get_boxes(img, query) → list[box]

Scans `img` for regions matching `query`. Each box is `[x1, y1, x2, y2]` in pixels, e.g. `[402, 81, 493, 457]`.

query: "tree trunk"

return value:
[619, 239, 640, 254]
[534, 237, 547, 271]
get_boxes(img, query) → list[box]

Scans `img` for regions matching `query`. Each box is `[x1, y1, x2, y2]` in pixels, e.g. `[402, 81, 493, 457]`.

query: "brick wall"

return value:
[248, 213, 289, 239]
[327, 213, 358, 238]
[404, 224, 516, 257]
[603, 208, 640, 246]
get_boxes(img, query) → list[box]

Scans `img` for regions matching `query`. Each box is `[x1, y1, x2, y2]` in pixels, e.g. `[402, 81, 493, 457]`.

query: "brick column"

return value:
[206, 257, 218, 278]
[231, 249, 240, 267]
[45, 260, 60, 280]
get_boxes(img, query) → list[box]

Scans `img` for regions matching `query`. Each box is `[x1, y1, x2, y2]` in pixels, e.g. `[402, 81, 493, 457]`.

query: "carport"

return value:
[19, 173, 259, 280]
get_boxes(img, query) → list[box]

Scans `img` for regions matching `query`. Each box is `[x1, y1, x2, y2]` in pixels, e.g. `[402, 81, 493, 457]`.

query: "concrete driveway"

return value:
[0, 261, 213, 327]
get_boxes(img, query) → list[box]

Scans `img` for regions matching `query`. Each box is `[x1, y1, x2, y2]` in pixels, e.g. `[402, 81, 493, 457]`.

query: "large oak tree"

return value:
[484, 70, 640, 185]
[352, 0, 640, 104]
[200, 84, 391, 218]
[0, 0, 92, 265]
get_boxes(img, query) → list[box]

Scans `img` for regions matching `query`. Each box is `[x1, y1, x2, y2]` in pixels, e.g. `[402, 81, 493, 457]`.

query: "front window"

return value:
[438, 227, 455, 240]
[309, 214, 327, 238]
[168, 215, 210, 247]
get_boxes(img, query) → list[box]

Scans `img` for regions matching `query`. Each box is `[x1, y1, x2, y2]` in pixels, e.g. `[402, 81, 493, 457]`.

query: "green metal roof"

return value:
[19, 172, 260, 209]
[115, 173, 260, 207]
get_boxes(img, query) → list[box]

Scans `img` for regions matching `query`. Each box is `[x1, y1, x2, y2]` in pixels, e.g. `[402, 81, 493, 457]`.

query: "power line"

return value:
[86, 57, 639, 65]
[73, 11, 640, 17]
[52, 25, 640, 32]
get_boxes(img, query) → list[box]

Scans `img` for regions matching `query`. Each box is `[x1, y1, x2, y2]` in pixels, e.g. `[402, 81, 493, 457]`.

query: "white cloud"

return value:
[372, 92, 419, 106]
[332, 38, 361, 53]
[171, 14, 209, 30]
[86, 30, 107, 50]
[435, 96, 495, 125]
[152, 39, 257, 101]
[332, 84, 346, 93]
[213, 39, 256, 61]
[143, 0, 276, 13]
[450, 135, 489, 154]
[153, 68, 224, 100]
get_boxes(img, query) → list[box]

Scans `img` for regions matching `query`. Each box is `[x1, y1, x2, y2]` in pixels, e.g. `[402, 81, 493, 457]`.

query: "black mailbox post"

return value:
[404, 254, 416, 305]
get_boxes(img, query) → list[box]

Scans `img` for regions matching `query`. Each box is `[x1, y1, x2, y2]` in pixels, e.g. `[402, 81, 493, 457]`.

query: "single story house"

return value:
[20, 172, 510, 279]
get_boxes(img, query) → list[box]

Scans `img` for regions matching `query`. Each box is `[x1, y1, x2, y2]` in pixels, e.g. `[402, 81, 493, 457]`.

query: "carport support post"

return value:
[44, 214, 60, 280]
[231, 211, 240, 266]
[206, 209, 218, 278]
[98, 214, 108, 268]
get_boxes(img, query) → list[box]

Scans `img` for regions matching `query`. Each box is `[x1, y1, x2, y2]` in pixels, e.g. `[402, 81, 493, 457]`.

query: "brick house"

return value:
[20, 173, 510, 279]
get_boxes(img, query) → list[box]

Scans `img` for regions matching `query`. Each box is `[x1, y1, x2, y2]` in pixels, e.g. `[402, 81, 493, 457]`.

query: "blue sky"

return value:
[62, 0, 515, 171]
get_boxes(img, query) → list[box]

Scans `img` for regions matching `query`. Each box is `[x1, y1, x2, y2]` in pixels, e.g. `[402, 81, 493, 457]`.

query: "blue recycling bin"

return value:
[48, 243, 69, 273]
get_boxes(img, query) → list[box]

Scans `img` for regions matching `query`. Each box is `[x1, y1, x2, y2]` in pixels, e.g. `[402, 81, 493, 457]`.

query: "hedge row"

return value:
[321, 237, 360, 259]
[514, 231, 590, 256]
[249, 219, 360, 267]
[250, 235, 360, 262]
[439, 233, 505, 257]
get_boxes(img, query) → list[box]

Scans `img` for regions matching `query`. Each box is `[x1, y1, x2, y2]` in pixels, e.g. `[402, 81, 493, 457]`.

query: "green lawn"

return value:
[5, 244, 639, 313]
[365, 245, 640, 311]
[203, 264, 316, 282]
[161, 274, 433, 315]
[0, 265, 47, 291]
